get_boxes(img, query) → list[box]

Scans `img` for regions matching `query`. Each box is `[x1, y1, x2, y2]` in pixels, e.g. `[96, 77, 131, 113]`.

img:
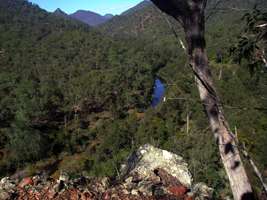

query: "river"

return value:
[151, 78, 165, 107]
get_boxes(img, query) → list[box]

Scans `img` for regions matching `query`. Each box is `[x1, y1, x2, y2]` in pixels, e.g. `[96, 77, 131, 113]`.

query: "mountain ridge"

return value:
[53, 8, 69, 19]
[69, 10, 113, 26]
[52, 8, 114, 26]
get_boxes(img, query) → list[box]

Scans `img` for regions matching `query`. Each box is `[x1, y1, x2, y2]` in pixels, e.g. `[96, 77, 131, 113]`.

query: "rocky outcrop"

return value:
[120, 144, 192, 187]
[116, 144, 212, 199]
[0, 144, 213, 199]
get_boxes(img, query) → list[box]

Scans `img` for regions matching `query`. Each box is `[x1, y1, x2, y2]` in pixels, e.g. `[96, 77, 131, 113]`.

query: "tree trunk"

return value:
[185, 13, 254, 200]
[192, 50, 254, 200]
[150, 1, 254, 199]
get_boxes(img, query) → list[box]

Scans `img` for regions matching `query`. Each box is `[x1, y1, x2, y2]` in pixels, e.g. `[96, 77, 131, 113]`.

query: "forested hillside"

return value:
[98, 0, 267, 57]
[99, 0, 267, 38]
[0, 0, 267, 199]
[0, 0, 159, 175]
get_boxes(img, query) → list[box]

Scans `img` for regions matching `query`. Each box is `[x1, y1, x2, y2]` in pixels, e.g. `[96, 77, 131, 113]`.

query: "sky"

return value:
[29, 0, 144, 15]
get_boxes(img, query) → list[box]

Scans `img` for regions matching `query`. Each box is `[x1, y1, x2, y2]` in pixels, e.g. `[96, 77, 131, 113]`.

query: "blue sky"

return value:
[29, 0, 144, 15]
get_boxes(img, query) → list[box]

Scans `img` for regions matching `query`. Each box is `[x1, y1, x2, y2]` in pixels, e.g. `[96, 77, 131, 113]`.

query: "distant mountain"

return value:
[54, 8, 67, 16]
[70, 10, 113, 26]
[52, 8, 113, 26]
[53, 8, 69, 19]
[104, 14, 114, 20]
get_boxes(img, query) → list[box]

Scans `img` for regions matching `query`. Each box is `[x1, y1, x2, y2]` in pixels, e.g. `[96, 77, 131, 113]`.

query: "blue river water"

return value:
[151, 78, 165, 107]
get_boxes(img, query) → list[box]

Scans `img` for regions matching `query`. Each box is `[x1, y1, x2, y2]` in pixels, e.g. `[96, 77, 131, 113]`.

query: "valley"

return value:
[0, 0, 267, 199]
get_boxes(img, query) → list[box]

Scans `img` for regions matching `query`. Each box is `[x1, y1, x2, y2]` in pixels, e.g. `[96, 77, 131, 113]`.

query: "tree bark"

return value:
[151, 0, 254, 199]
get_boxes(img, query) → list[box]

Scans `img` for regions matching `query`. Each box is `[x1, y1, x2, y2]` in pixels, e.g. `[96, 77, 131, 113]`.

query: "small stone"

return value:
[0, 177, 16, 191]
[69, 189, 79, 199]
[131, 189, 139, 196]
[59, 172, 69, 182]
[152, 185, 166, 196]
[168, 185, 188, 197]
[18, 177, 34, 188]
[102, 191, 111, 200]
[32, 175, 44, 185]
[184, 195, 194, 200]
[0, 177, 10, 184]
[138, 184, 153, 196]
[122, 189, 129, 195]
[0, 190, 10, 200]
[111, 193, 119, 199]
[101, 177, 109, 188]
[47, 189, 57, 199]
[193, 182, 213, 199]
[53, 180, 65, 193]
[125, 177, 133, 185]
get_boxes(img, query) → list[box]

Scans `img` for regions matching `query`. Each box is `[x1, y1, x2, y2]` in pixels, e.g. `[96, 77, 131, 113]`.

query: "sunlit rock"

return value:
[120, 144, 193, 187]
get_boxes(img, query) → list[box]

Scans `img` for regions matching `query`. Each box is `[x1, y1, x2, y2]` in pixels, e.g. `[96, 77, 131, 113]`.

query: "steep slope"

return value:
[0, 0, 157, 178]
[70, 10, 113, 26]
[99, 0, 267, 40]
[98, 0, 267, 61]
[121, 0, 152, 16]
[98, 1, 170, 39]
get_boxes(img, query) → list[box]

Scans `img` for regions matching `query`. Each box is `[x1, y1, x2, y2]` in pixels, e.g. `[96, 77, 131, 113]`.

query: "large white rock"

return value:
[120, 144, 193, 187]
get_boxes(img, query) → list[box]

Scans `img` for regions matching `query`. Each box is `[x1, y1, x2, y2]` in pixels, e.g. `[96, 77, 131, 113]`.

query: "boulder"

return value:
[120, 144, 193, 187]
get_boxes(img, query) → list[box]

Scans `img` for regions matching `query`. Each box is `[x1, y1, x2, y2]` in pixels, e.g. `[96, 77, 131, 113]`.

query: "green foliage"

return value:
[230, 8, 267, 74]
[7, 122, 44, 163]
[0, 1, 267, 198]
[0, 0, 157, 175]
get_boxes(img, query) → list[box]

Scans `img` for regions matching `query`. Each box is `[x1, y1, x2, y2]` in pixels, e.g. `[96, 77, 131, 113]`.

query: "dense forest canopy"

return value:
[0, 0, 267, 198]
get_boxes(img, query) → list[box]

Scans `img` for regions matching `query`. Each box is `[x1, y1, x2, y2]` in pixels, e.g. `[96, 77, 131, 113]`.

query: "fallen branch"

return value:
[256, 23, 267, 28]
